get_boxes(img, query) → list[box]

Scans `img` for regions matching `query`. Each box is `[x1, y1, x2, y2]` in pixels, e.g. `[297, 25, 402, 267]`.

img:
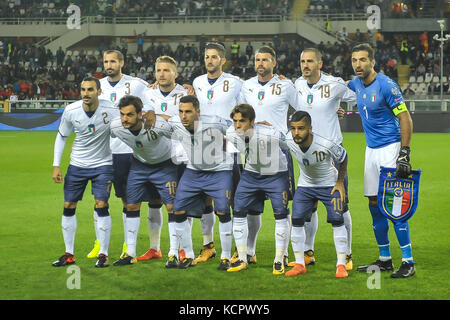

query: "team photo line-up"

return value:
[51, 41, 415, 279]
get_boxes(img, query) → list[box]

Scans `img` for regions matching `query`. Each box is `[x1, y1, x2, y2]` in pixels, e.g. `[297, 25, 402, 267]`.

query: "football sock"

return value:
[168, 221, 179, 257]
[247, 214, 261, 256]
[93, 209, 100, 241]
[343, 210, 352, 255]
[274, 218, 289, 263]
[125, 213, 140, 258]
[176, 218, 194, 258]
[219, 220, 233, 260]
[290, 226, 305, 266]
[95, 207, 111, 256]
[122, 208, 127, 244]
[62, 213, 77, 255]
[333, 225, 348, 266]
[201, 211, 215, 245]
[148, 207, 163, 251]
[394, 221, 414, 263]
[232, 217, 248, 262]
[283, 216, 291, 257]
[304, 210, 318, 252]
[369, 204, 391, 260]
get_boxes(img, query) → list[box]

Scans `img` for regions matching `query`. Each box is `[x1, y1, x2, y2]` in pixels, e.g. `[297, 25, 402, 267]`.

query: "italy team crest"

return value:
[207, 89, 214, 100]
[136, 141, 143, 148]
[307, 94, 313, 105]
[161, 102, 168, 112]
[258, 91, 265, 100]
[377, 166, 421, 224]
[88, 124, 96, 133]
[110, 93, 117, 102]
[370, 91, 376, 102]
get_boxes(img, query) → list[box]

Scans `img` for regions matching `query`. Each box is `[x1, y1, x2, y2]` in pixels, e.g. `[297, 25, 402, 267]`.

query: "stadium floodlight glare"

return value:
[433, 19, 449, 102]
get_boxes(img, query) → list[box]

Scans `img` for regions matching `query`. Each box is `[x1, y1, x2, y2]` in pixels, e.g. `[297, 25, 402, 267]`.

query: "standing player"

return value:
[349, 43, 415, 278]
[226, 104, 290, 275]
[137, 55, 188, 261]
[191, 42, 244, 265]
[166, 95, 234, 270]
[238, 45, 298, 264]
[86, 49, 155, 260]
[294, 48, 356, 270]
[52, 77, 118, 268]
[109, 95, 179, 267]
[285, 111, 349, 278]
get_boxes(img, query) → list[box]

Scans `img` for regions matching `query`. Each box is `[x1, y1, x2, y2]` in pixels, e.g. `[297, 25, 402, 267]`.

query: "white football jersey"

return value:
[295, 72, 356, 144]
[146, 84, 189, 163]
[99, 74, 154, 154]
[110, 116, 173, 165]
[57, 99, 119, 168]
[193, 72, 243, 120]
[166, 115, 233, 172]
[286, 132, 347, 187]
[239, 74, 297, 133]
[226, 124, 287, 175]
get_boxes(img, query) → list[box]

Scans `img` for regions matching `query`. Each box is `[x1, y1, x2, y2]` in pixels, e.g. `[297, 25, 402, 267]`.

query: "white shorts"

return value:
[364, 142, 400, 196]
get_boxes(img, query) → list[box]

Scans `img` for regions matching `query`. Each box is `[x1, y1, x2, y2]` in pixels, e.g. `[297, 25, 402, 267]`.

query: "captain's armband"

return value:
[392, 102, 408, 116]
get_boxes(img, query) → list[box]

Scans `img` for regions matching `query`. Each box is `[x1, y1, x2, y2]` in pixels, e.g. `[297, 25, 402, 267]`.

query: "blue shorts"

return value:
[126, 157, 178, 205]
[64, 165, 113, 203]
[112, 153, 133, 198]
[292, 186, 345, 226]
[174, 168, 233, 214]
[234, 170, 290, 217]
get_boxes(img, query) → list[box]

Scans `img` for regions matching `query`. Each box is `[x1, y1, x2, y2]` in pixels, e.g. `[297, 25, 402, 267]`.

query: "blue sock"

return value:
[369, 205, 391, 259]
[394, 222, 414, 264]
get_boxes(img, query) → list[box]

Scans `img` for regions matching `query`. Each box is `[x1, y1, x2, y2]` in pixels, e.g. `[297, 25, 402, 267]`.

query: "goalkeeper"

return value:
[347, 44, 415, 278]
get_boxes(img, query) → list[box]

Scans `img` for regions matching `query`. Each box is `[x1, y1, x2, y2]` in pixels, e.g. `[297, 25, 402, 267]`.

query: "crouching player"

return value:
[226, 103, 290, 275]
[109, 95, 179, 267]
[286, 111, 349, 278]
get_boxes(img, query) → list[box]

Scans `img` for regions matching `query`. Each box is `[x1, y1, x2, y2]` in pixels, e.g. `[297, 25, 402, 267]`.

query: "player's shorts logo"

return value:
[377, 166, 422, 224]
[161, 102, 168, 112]
[88, 124, 96, 133]
[110, 93, 117, 102]
[307, 94, 313, 105]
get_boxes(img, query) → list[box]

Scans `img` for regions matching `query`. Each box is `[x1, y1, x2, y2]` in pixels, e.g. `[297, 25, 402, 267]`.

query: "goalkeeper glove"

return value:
[395, 146, 411, 178]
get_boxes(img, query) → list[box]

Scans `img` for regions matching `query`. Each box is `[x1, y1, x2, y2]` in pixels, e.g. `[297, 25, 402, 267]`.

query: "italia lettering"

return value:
[386, 181, 411, 189]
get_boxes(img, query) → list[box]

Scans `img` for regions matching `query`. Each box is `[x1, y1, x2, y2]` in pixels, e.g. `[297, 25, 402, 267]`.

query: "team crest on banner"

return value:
[161, 102, 168, 112]
[88, 124, 96, 133]
[377, 166, 421, 224]
[110, 93, 117, 102]
[307, 94, 313, 105]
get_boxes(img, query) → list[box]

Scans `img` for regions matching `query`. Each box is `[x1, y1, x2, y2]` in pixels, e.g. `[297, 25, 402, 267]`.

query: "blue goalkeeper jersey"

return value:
[348, 73, 404, 148]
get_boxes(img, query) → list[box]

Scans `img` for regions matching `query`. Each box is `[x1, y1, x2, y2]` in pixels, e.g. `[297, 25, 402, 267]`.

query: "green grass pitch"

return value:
[0, 131, 448, 301]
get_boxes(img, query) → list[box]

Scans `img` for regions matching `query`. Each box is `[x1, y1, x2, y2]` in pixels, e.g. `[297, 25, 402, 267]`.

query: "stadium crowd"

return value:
[2, 28, 448, 102]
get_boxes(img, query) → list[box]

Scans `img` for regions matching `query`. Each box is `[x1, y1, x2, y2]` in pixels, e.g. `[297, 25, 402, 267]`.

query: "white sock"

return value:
[274, 218, 289, 263]
[304, 210, 318, 252]
[62, 215, 77, 255]
[93, 210, 100, 241]
[148, 207, 163, 250]
[232, 217, 248, 262]
[247, 214, 261, 256]
[201, 212, 215, 245]
[122, 210, 127, 244]
[219, 220, 232, 260]
[284, 216, 291, 257]
[290, 226, 305, 266]
[176, 219, 194, 258]
[343, 210, 352, 255]
[97, 215, 111, 256]
[126, 217, 140, 258]
[333, 225, 348, 266]
[168, 221, 179, 257]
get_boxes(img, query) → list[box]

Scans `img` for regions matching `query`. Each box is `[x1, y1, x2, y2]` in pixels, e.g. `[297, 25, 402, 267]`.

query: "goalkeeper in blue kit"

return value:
[348, 43, 415, 278]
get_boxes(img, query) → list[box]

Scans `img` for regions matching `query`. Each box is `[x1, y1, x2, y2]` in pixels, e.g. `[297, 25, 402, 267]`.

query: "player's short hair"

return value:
[118, 95, 143, 114]
[230, 103, 256, 122]
[81, 76, 101, 90]
[180, 95, 200, 110]
[352, 43, 374, 61]
[103, 49, 124, 62]
[155, 55, 178, 68]
[289, 110, 311, 126]
[255, 45, 276, 61]
[301, 48, 322, 62]
[205, 42, 226, 58]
